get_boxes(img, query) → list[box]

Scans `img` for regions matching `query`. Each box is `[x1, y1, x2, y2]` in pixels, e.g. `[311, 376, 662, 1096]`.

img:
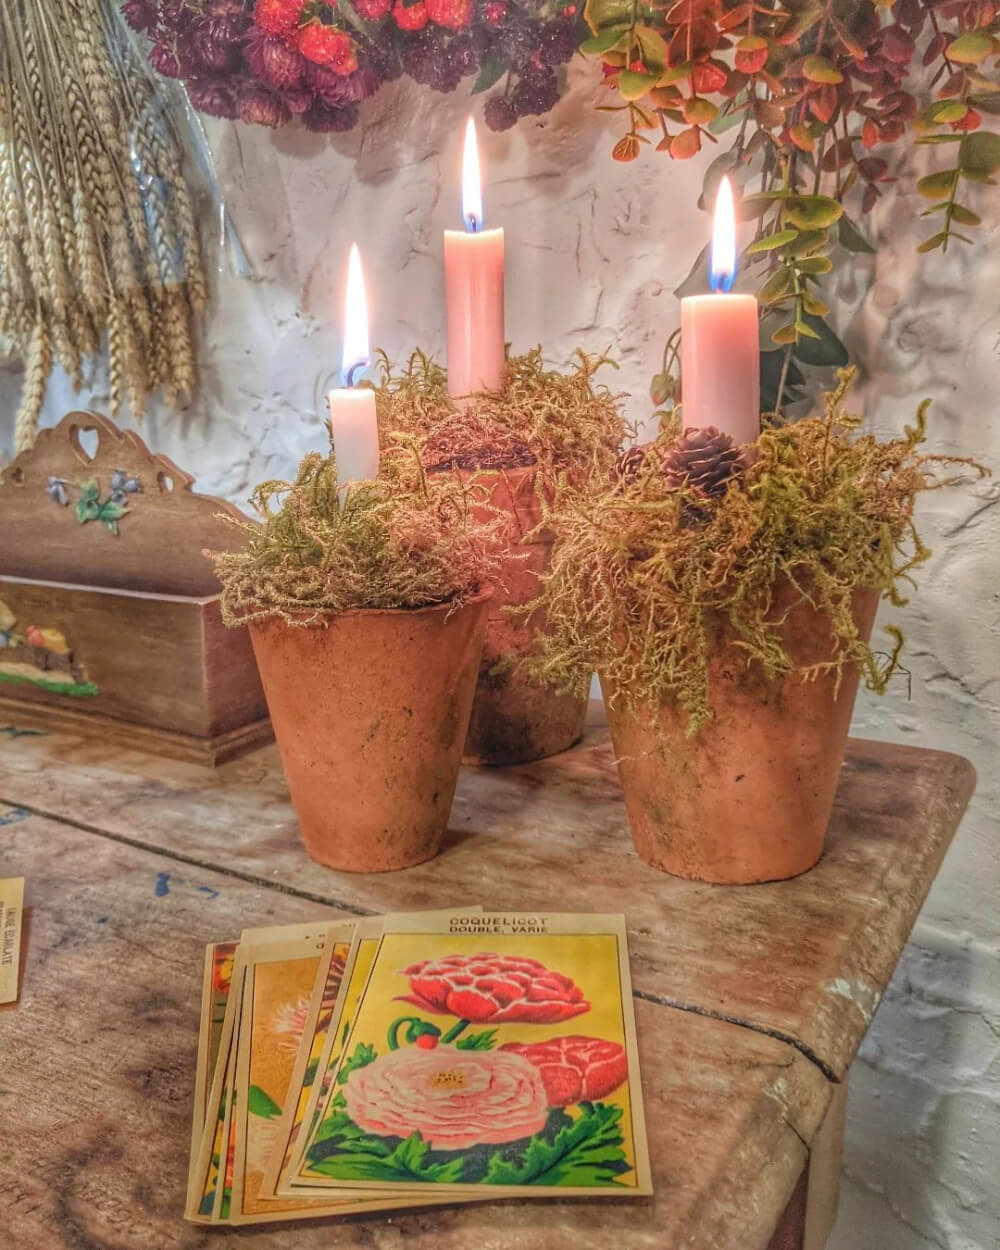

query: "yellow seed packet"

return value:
[292, 911, 652, 1199]
[0, 877, 25, 1005]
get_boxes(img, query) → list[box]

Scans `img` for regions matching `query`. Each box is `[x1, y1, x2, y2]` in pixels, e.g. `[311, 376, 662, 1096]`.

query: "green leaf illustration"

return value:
[76, 497, 100, 523]
[248, 1084, 282, 1119]
[80, 480, 99, 501]
[455, 1029, 498, 1051]
[308, 1128, 467, 1184]
[483, 1103, 633, 1187]
[337, 1041, 377, 1085]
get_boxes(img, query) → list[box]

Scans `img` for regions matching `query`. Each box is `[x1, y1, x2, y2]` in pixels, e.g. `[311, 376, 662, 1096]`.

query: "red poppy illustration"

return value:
[397, 953, 590, 1024]
[500, 1036, 628, 1107]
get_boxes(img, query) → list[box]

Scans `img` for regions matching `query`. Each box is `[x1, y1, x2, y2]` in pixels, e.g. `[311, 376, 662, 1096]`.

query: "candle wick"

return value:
[465, 212, 481, 234]
[344, 359, 368, 388]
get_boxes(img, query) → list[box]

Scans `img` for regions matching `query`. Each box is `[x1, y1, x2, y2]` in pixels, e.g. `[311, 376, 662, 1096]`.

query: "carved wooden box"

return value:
[0, 413, 270, 764]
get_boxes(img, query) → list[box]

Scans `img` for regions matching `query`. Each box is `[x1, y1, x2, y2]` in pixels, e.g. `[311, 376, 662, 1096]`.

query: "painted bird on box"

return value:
[24, 626, 71, 656]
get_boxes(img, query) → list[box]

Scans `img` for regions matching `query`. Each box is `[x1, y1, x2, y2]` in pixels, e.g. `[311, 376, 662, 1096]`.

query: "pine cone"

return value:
[616, 443, 650, 486]
[660, 427, 745, 497]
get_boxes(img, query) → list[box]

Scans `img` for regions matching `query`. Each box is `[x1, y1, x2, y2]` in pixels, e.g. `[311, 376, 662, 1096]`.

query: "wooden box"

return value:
[0, 413, 270, 764]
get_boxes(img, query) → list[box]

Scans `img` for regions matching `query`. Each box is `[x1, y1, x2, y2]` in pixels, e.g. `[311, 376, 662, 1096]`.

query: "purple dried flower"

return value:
[122, 0, 158, 33]
[187, 80, 239, 118]
[244, 27, 307, 89]
[302, 100, 359, 131]
[47, 477, 70, 507]
[238, 86, 292, 127]
[149, 43, 184, 78]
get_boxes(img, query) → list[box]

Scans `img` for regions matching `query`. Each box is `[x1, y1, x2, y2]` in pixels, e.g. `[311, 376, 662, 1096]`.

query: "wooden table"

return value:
[0, 719, 975, 1250]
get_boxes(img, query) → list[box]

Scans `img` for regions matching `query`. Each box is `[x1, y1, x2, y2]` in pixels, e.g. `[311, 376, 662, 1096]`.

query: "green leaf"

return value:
[792, 313, 849, 366]
[303, 1056, 320, 1087]
[103, 519, 119, 536]
[455, 1029, 498, 1051]
[781, 195, 843, 230]
[920, 100, 969, 125]
[759, 347, 806, 411]
[759, 265, 794, 304]
[309, 1129, 467, 1184]
[801, 291, 830, 316]
[746, 228, 799, 254]
[337, 1041, 377, 1085]
[579, 29, 626, 54]
[948, 203, 982, 226]
[617, 69, 655, 100]
[248, 1084, 283, 1119]
[80, 480, 99, 501]
[788, 228, 828, 257]
[795, 254, 833, 274]
[635, 25, 668, 72]
[584, 0, 630, 33]
[917, 169, 958, 199]
[97, 499, 127, 521]
[472, 56, 506, 94]
[970, 92, 1000, 115]
[917, 231, 948, 253]
[916, 134, 964, 145]
[802, 54, 843, 84]
[484, 1103, 632, 1188]
[794, 318, 821, 340]
[76, 498, 100, 523]
[959, 130, 1000, 178]
[837, 215, 875, 254]
[947, 31, 995, 64]
[655, 62, 692, 85]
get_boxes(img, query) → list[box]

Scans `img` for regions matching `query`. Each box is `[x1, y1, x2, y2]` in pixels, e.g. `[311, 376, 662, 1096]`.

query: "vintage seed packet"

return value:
[292, 912, 652, 1198]
[186, 939, 238, 1216]
[0, 877, 25, 1005]
[277, 907, 487, 1199]
[187, 949, 245, 1222]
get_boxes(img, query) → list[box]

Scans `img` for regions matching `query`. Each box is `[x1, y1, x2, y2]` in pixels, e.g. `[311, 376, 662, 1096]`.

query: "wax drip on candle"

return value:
[342, 241, 370, 387]
[461, 116, 483, 234]
[709, 176, 737, 294]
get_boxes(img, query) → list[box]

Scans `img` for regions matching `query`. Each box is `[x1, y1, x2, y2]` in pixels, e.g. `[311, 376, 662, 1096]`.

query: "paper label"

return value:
[0, 877, 24, 1004]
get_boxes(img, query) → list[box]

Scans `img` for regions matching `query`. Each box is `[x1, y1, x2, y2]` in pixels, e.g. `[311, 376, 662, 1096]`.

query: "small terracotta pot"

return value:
[249, 591, 491, 873]
[460, 465, 587, 767]
[602, 583, 880, 885]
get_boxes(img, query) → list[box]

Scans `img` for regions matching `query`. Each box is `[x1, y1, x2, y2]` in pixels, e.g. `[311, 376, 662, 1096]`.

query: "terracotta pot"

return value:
[602, 584, 880, 885]
[460, 466, 587, 767]
[248, 591, 491, 873]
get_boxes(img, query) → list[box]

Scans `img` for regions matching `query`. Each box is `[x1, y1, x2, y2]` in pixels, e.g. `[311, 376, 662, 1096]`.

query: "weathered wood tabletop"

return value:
[0, 719, 975, 1250]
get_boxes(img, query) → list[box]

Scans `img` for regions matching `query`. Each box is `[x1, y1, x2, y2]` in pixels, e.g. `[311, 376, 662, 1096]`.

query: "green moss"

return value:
[519, 371, 988, 735]
[211, 438, 504, 627]
[374, 348, 631, 481]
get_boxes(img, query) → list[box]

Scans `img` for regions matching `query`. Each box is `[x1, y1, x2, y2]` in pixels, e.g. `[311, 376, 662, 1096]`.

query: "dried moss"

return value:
[519, 371, 988, 735]
[374, 348, 631, 480]
[211, 437, 504, 627]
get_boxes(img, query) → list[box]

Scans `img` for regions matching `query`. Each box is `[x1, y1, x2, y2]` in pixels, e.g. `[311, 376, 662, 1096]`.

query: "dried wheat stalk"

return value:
[0, 0, 207, 452]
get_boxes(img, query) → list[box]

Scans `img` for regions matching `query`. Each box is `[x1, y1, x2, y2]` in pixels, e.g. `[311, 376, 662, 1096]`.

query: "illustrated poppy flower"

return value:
[343, 1044, 548, 1150]
[397, 952, 590, 1024]
[500, 1035, 628, 1107]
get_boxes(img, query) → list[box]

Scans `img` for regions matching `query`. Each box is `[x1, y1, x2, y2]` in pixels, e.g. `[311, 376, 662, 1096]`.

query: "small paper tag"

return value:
[0, 877, 24, 1004]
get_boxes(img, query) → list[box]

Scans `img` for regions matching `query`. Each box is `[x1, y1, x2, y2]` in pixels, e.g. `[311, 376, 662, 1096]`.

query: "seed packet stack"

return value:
[185, 909, 652, 1224]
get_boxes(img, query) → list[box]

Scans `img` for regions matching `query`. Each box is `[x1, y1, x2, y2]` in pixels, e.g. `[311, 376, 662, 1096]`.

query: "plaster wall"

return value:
[1, 62, 997, 1249]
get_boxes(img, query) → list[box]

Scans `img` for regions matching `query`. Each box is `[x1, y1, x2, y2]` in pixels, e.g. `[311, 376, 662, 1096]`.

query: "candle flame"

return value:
[710, 176, 737, 294]
[341, 242, 369, 387]
[461, 116, 483, 233]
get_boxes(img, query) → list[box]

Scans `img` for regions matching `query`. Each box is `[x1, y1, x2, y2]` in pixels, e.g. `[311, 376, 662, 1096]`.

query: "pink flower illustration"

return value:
[500, 1035, 628, 1107]
[342, 1045, 548, 1151]
[397, 953, 590, 1024]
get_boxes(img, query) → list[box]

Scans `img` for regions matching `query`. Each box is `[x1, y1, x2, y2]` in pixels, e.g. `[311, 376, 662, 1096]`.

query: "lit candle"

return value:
[680, 177, 760, 445]
[444, 117, 505, 400]
[327, 243, 379, 493]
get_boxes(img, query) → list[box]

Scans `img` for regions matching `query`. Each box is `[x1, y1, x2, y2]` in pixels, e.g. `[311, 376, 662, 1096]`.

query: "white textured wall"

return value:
[1, 62, 997, 1249]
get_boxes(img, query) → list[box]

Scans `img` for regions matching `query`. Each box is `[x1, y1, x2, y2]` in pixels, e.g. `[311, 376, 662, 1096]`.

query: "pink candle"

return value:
[327, 243, 379, 495]
[680, 177, 760, 445]
[444, 117, 505, 400]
